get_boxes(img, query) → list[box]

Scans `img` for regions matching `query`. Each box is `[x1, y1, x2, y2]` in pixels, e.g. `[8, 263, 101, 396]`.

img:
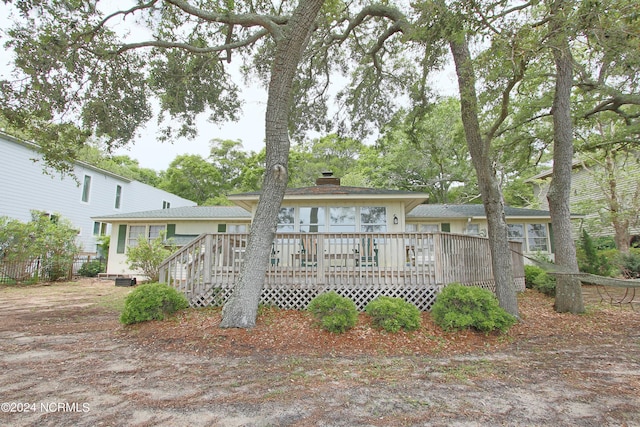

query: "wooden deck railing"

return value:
[158, 232, 525, 310]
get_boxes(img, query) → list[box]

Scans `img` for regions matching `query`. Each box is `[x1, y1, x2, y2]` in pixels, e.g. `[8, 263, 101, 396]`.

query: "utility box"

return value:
[115, 277, 137, 287]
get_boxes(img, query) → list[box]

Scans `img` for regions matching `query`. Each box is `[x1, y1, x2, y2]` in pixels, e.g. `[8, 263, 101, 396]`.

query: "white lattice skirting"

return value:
[188, 284, 445, 311]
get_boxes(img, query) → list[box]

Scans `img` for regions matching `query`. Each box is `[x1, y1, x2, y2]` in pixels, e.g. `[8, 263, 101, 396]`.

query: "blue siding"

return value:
[0, 133, 196, 253]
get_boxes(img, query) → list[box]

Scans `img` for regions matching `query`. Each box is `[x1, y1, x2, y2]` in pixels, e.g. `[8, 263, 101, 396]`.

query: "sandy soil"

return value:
[0, 278, 639, 427]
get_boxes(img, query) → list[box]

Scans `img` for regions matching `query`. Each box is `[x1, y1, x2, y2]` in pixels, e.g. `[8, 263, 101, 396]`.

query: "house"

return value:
[0, 131, 196, 256]
[94, 173, 557, 309]
[528, 158, 640, 246]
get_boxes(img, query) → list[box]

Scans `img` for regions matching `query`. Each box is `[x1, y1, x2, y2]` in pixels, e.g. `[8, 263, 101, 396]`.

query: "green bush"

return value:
[365, 296, 421, 332]
[532, 271, 556, 296]
[307, 291, 358, 333]
[126, 232, 176, 282]
[78, 260, 105, 277]
[430, 284, 517, 333]
[620, 249, 640, 278]
[577, 230, 614, 276]
[120, 282, 189, 325]
[524, 265, 545, 289]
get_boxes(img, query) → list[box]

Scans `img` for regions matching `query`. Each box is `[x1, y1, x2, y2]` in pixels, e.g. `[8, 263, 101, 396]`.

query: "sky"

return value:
[0, 3, 460, 172]
[114, 82, 269, 171]
[115, 67, 459, 172]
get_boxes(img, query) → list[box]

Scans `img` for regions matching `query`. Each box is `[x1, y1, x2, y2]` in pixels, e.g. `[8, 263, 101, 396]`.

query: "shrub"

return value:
[78, 260, 105, 277]
[430, 284, 517, 333]
[120, 282, 189, 325]
[532, 271, 556, 296]
[0, 212, 80, 282]
[577, 230, 614, 276]
[619, 249, 640, 279]
[524, 265, 545, 289]
[307, 291, 358, 333]
[126, 232, 176, 282]
[365, 296, 421, 332]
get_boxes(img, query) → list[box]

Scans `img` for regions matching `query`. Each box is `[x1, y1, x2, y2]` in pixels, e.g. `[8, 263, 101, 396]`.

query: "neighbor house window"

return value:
[128, 225, 146, 246]
[162, 201, 171, 209]
[360, 207, 386, 232]
[93, 222, 108, 236]
[299, 207, 326, 232]
[115, 185, 122, 209]
[81, 175, 92, 202]
[330, 207, 356, 232]
[277, 207, 295, 232]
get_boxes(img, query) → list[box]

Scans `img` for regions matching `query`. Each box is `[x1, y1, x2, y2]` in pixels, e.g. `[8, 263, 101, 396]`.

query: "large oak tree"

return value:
[1, 0, 412, 328]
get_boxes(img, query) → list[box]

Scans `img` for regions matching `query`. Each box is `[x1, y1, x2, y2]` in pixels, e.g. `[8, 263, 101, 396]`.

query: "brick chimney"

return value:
[316, 171, 340, 186]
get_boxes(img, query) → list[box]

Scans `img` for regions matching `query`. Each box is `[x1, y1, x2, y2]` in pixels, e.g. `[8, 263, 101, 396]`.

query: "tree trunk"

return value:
[547, 0, 584, 313]
[449, 38, 519, 318]
[220, 0, 325, 328]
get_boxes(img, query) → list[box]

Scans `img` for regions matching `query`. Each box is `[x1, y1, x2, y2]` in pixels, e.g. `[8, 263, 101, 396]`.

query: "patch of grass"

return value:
[95, 291, 129, 312]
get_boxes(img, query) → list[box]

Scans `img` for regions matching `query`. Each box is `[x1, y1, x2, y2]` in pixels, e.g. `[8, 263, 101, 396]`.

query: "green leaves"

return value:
[126, 232, 176, 283]
[0, 211, 81, 282]
[120, 282, 189, 325]
[431, 284, 517, 333]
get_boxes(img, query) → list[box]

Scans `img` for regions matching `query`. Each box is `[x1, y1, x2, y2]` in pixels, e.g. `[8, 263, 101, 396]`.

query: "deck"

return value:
[159, 232, 525, 310]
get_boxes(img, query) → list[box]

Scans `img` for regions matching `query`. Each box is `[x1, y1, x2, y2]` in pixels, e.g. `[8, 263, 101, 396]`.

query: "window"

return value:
[277, 207, 295, 232]
[527, 223, 548, 252]
[360, 207, 386, 232]
[228, 224, 247, 233]
[420, 224, 439, 233]
[163, 201, 171, 209]
[330, 207, 356, 232]
[219, 224, 247, 233]
[508, 223, 549, 252]
[148, 225, 165, 241]
[507, 224, 525, 244]
[81, 175, 91, 202]
[465, 224, 480, 235]
[93, 221, 108, 236]
[128, 226, 146, 246]
[299, 207, 326, 232]
[115, 185, 122, 209]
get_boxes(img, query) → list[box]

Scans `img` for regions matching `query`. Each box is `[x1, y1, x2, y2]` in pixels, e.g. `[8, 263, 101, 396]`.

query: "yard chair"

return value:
[300, 235, 318, 267]
[355, 238, 378, 267]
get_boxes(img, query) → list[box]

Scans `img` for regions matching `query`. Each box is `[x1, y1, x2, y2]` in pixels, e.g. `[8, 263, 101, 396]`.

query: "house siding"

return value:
[531, 161, 640, 239]
[0, 133, 196, 254]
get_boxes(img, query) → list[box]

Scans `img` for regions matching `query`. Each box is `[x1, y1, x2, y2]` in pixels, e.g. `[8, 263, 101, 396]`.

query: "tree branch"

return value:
[112, 29, 269, 55]
[329, 5, 410, 44]
[486, 58, 526, 141]
[583, 94, 640, 123]
[164, 0, 288, 40]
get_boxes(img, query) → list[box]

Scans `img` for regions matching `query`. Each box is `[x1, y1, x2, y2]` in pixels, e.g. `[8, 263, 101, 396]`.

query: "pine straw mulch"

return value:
[127, 286, 640, 358]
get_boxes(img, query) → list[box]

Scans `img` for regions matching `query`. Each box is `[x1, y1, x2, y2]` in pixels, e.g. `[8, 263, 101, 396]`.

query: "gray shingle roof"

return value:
[93, 205, 251, 221]
[407, 204, 553, 219]
[230, 185, 426, 197]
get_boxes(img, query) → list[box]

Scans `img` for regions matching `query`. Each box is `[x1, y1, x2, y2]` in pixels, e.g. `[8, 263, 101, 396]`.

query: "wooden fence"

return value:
[159, 232, 525, 310]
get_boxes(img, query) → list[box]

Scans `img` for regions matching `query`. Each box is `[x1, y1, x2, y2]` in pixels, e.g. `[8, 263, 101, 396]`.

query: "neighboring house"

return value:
[528, 159, 640, 244]
[0, 131, 196, 255]
[94, 172, 556, 278]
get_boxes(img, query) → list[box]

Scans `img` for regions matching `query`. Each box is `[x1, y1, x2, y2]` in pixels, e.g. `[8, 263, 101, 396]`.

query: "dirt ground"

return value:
[0, 279, 639, 427]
